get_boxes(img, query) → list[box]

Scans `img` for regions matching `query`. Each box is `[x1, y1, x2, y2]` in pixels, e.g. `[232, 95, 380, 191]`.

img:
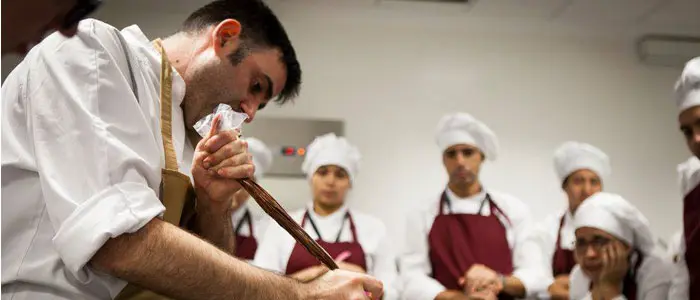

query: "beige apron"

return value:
[114, 39, 196, 300]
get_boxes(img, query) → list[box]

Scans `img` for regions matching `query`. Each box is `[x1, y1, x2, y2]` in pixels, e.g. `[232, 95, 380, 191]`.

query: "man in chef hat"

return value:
[399, 112, 542, 300]
[669, 57, 700, 300]
[529, 141, 611, 299]
[230, 137, 273, 262]
[569, 192, 672, 299]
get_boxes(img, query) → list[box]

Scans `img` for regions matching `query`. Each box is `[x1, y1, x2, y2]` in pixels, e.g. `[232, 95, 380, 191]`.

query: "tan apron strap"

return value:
[152, 39, 178, 171]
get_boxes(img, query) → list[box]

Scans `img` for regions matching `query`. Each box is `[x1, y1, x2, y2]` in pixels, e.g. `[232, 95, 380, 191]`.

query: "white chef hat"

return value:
[301, 133, 361, 184]
[675, 57, 700, 113]
[553, 141, 611, 184]
[245, 137, 273, 179]
[573, 192, 657, 255]
[435, 112, 499, 160]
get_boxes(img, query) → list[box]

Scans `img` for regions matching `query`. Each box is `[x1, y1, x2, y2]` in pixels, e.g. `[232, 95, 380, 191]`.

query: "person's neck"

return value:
[313, 202, 343, 217]
[160, 32, 208, 86]
[448, 182, 482, 198]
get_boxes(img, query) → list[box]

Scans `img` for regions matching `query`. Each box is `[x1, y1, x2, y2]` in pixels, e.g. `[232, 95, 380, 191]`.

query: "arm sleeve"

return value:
[669, 255, 690, 300]
[509, 203, 550, 297]
[20, 20, 165, 282]
[398, 209, 446, 300]
[369, 225, 400, 300]
[252, 221, 287, 273]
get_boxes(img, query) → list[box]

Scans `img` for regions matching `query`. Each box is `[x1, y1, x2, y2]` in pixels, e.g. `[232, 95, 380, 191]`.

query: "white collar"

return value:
[306, 202, 350, 223]
[445, 186, 487, 203]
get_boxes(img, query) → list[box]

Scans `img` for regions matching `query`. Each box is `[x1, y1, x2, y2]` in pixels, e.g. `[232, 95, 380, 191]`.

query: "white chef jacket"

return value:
[231, 203, 271, 262]
[253, 203, 400, 300]
[569, 254, 672, 300]
[1, 19, 192, 300]
[526, 210, 577, 298]
[666, 230, 683, 263]
[398, 188, 544, 300]
[666, 156, 700, 300]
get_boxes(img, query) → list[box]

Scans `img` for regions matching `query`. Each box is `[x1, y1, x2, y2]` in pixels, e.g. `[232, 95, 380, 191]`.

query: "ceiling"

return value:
[94, 0, 700, 37]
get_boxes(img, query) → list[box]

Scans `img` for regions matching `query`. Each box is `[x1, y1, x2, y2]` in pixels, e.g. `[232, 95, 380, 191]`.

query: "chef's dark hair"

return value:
[182, 0, 301, 104]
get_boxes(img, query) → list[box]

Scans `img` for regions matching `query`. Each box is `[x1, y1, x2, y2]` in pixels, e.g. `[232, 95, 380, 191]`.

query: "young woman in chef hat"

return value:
[253, 133, 399, 300]
[569, 192, 672, 300]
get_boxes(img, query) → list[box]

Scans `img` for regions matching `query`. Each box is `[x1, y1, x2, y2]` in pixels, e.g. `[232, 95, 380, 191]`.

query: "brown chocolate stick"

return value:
[237, 178, 339, 270]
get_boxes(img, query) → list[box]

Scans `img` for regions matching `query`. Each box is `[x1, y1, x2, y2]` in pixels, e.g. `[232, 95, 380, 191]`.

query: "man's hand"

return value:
[547, 275, 570, 300]
[304, 269, 384, 300]
[289, 265, 330, 283]
[192, 115, 254, 215]
[461, 264, 502, 295]
[337, 262, 366, 274]
[467, 290, 497, 300]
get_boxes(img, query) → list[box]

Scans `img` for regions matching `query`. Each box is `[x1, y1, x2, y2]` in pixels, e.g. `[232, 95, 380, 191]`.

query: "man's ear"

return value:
[212, 19, 242, 54]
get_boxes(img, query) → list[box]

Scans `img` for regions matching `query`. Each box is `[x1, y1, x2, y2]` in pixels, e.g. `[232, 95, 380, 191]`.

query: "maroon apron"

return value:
[234, 208, 258, 260]
[684, 183, 700, 299]
[552, 214, 576, 276]
[285, 211, 367, 275]
[428, 192, 514, 300]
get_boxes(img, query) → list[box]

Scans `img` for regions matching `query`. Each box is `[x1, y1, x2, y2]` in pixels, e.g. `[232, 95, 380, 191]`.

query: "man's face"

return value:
[563, 169, 602, 214]
[442, 144, 483, 189]
[181, 20, 287, 130]
[679, 106, 700, 159]
[2, 0, 81, 55]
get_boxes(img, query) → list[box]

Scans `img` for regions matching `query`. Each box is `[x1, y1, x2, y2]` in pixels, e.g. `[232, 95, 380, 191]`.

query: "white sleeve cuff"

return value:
[52, 182, 165, 282]
[513, 268, 550, 297]
[400, 272, 446, 300]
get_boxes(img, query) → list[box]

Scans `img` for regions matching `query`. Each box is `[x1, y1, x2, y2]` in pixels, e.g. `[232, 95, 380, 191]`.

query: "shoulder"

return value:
[410, 192, 443, 217]
[487, 189, 532, 219]
[638, 254, 673, 285]
[350, 210, 387, 235]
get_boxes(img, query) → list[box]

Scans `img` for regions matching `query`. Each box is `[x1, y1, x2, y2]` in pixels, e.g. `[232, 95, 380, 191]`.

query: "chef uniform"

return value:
[231, 137, 272, 261]
[666, 230, 683, 263]
[569, 193, 672, 300]
[529, 141, 611, 297]
[668, 57, 700, 300]
[399, 113, 542, 300]
[253, 133, 399, 300]
[2, 19, 197, 300]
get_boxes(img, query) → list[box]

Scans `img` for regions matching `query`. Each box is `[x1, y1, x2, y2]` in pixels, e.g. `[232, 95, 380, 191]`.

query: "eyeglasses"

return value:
[574, 236, 612, 254]
[62, 0, 103, 29]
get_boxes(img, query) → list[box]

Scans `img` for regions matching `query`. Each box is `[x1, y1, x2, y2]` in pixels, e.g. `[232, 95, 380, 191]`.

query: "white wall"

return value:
[254, 2, 690, 246]
[9, 0, 691, 247]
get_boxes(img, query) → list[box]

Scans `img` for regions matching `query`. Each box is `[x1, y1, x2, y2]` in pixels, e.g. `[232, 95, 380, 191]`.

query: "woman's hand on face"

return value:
[598, 241, 630, 287]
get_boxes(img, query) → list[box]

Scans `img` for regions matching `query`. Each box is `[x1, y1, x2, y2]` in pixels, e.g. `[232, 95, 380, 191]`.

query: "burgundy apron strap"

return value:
[487, 194, 512, 226]
[234, 209, 254, 236]
[555, 214, 566, 247]
[439, 192, 449, 215]
[346, 212, 359, 243]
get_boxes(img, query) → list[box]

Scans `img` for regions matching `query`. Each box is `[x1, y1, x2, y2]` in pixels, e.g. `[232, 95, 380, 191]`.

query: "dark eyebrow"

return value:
[264, 75, 273, 100]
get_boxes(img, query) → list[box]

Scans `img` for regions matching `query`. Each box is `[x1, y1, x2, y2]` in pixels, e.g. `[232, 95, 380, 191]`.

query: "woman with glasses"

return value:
[569, 192, 672, 300]
[530, 141, 611, 300]
[253, 133, 399, 300]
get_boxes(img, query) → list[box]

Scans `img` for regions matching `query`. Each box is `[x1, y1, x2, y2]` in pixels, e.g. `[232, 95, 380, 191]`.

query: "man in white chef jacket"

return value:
[399, 112, 543, 300]
[669, 56, 700, 300]
[529, 141, 611, 299]
[0, 0, 384, 299]
[230, 137, 272, 262]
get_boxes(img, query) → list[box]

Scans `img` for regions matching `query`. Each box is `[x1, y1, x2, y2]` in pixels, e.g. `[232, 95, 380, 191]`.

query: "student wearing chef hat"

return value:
[668, 57, 700, 300]
[399, 112, 542, 300]
[229, 137, 273, 262]
[528, 141, 611, 299]
[569, 192, 672, 300]
[253, 133, 399, 300]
